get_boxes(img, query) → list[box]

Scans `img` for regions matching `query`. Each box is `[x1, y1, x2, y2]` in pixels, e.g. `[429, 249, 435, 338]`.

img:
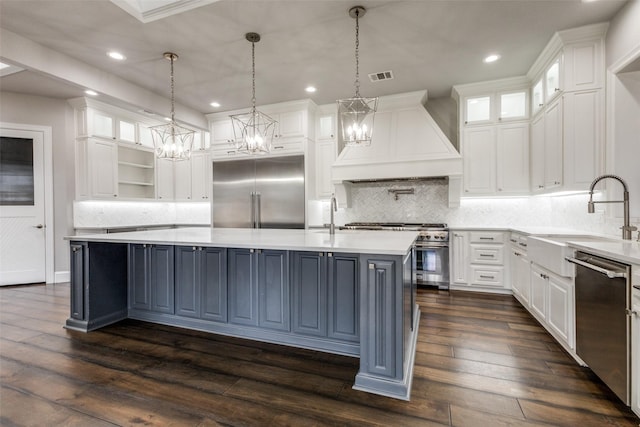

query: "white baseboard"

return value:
[54, 270, 70, 283]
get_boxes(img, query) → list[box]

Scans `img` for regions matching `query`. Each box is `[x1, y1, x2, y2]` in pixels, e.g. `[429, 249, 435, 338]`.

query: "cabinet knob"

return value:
[554, 88, 560, 92]
[538, 103, 544, 107]
[368, 263, 375, 270]
[327, 252, 333, 257]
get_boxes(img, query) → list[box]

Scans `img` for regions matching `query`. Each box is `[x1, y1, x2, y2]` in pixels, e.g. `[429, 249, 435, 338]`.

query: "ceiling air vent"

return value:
[368, 70, 394, 82]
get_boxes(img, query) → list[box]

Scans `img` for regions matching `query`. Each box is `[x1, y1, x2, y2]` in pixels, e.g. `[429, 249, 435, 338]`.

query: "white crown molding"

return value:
[110, 0, 221, 23]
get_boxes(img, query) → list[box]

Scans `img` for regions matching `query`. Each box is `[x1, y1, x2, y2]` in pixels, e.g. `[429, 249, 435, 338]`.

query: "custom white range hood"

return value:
[331, 90, 463, 206]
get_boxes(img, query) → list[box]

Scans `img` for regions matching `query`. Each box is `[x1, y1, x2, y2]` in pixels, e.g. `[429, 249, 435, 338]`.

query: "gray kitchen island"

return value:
[65, 227, 419, 400]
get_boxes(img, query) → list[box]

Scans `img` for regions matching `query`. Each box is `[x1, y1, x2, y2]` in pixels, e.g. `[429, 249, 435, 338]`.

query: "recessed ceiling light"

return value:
[164, 117, 171, 122]
[483, 54, 501, 63]
[84, 89, 98, 96]
[107, 51, 126, 61]
[305, 86, 317, 93]
[210, 101, 221, 108]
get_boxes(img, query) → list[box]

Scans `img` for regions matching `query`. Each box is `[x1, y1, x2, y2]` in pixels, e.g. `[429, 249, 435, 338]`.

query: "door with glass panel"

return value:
[0, 128, 45, 285]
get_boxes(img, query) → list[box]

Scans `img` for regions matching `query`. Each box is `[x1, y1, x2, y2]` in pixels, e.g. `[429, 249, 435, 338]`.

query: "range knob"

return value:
[425, 235, 431, 239]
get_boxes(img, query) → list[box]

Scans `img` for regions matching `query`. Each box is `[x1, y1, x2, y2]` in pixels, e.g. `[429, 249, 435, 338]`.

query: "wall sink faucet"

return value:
[588, 174, 637, 240]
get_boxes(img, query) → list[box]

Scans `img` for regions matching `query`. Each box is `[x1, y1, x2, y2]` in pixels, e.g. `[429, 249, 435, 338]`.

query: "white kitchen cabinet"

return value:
[530, 114, 545, 192]
[496, 123, 529, 194]
[174, 159, 192, 200]
[463, 127, 495, 195]
[316, 110, 337, 142]
[315, 141, 336, 199]
[464, 95, 492, 125]
[191, 152, 211, 201]
[271, 109, 306, 140]
[499, 91, 527, 122]
[91, 110, 116, 139]
[545, 57, 562, 102]
[510, 233, 530, 307]
[562, 90, 602, 191]
[532, 79, 544, 116]
[451, 231, 469, 285]
[531, 96, 563, 193]
[530, 264, 548, 323]
[172, 152, 211, 201]
[543, 97, 563, 190]
[463, 123, 529, 196]
[529, 262, 574, 352]
[88, 138, 118, 199]
[156, 159, 174, 200]
[563, 38, 604, 92]
[451, 230, 508, 293]
[547, 273, 574, 349]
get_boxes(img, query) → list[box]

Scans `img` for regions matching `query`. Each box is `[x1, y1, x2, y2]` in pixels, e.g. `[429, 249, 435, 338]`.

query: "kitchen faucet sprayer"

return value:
[587, 174, 637, 240]
[329, 193, 337, 235]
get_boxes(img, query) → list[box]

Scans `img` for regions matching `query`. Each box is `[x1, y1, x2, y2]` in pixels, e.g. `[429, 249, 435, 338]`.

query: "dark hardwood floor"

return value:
[1, 283, 639, 426]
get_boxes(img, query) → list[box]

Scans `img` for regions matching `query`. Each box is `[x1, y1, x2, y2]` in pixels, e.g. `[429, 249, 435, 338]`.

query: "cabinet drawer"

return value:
[471, 266, 504, 288]
[470, 245, 504, 264]
[469, 231, 504, 244]
[270, 138, 304, 155]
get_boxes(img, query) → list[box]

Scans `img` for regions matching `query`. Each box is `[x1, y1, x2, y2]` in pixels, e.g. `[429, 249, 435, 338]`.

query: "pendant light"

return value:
[230, 32, 277, 155]
[150, 52, 195, 161]
[337, 6, 378, 147]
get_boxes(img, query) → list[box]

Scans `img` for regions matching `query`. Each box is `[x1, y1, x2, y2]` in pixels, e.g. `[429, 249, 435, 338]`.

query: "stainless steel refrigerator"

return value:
[212, 155, 305, 229]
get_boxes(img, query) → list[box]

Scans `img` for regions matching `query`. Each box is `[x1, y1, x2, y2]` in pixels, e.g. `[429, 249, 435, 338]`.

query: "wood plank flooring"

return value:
[1, 283, 639, 426]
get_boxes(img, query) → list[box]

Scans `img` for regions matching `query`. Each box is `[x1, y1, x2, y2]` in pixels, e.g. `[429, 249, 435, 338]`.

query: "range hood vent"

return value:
[331, 90, 462, 207]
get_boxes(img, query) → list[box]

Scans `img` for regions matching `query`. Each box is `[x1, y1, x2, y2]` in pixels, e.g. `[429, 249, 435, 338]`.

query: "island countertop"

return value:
[66, 227, 418, 256]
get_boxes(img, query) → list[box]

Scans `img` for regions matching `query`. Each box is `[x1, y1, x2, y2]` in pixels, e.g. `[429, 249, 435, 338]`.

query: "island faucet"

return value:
[587, 174, 637, 240]
[329, 193, 337, 235]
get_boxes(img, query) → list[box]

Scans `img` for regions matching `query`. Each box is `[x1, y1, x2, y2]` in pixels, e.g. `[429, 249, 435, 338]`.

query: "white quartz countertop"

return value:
[66, 227, 418, 256]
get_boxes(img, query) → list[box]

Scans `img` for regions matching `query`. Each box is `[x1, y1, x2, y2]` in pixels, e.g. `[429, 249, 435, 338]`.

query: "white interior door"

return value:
[0, 128, 46, 286]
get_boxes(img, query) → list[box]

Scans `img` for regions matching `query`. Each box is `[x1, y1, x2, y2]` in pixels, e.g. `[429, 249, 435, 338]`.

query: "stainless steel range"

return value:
[341, 222, 450, 289]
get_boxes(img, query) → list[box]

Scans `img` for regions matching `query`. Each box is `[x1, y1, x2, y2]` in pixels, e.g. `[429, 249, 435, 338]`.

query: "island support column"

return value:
[354, 251, 420, 400]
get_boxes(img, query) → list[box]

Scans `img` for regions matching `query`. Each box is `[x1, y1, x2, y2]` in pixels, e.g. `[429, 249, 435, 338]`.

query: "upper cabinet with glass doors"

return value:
[463, 88, 528, 126]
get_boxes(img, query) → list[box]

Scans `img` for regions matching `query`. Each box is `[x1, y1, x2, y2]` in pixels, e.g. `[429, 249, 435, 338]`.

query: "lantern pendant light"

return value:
[337, 6, 378, 147]
[230, 32, 277, 155]
[150, 52, 195, 161]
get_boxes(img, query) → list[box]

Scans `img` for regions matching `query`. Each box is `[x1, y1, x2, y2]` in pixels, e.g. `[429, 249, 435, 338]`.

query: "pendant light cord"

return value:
[354, 8, 360, 98]
[170, 55, 176, 124]
[251, 40, 257, 114]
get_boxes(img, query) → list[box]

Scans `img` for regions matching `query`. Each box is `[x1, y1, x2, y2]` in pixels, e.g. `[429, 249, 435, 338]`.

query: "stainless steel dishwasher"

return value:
[567, 251, 631, 405]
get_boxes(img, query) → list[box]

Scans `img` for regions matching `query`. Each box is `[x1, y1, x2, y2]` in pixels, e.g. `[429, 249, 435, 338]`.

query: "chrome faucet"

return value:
[588, 174, 637, 240]
[329, 193, 337, 235]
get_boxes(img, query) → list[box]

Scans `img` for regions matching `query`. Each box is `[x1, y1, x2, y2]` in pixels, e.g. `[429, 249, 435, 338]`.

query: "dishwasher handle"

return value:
[565, 256, 628, 279]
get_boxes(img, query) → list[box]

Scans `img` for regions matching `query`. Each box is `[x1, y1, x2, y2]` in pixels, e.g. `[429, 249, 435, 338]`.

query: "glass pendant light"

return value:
[337, 6, 378, 147]
[230, 32, 277, 155]
[150, 52, 195, 161]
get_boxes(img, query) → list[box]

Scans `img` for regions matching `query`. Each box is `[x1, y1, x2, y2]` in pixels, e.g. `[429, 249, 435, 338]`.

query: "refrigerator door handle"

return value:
[255, 193, 261, 228]
[250, 192, 256, 228]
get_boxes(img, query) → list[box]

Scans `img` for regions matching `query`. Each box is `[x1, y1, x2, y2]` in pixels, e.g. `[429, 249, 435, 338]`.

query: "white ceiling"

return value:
[0, 0, 629, 115]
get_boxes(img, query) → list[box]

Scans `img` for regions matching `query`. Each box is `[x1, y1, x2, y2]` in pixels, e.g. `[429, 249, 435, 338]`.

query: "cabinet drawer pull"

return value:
[274, 146, 284, 150]
[479, 275, 495, 279]
[519, 242, 527, 247]
[479, 237, 494, 241]
[479, 254, 495, 258]
[510, 238, 517, 243]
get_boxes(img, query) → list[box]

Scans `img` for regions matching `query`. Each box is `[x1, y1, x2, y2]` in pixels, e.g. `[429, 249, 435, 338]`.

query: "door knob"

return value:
[33, 224, 44, 229]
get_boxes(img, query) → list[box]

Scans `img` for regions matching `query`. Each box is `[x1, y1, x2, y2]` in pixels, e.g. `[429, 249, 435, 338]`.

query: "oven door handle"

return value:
[414, 243, 449, 249]
[565, 257, 627, 279]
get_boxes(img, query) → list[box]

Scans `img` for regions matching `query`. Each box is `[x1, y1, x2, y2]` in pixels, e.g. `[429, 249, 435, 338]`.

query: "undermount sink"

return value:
[527, 235, 618, 277]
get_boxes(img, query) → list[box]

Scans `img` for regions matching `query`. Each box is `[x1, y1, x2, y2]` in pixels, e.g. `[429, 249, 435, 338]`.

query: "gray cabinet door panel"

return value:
[201, 247, 227, 322]
[175, 246, 199, 318]
[229, 249, 257, 326]
[151, 245, 175, 314]
[328, 254, 360, 342]
[292, 252, 327, 336]
[258, 250, 289, 331]
[70, 242, 86, 320]
[362, 257, 401, 379]
[129, 244, 151, 310]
